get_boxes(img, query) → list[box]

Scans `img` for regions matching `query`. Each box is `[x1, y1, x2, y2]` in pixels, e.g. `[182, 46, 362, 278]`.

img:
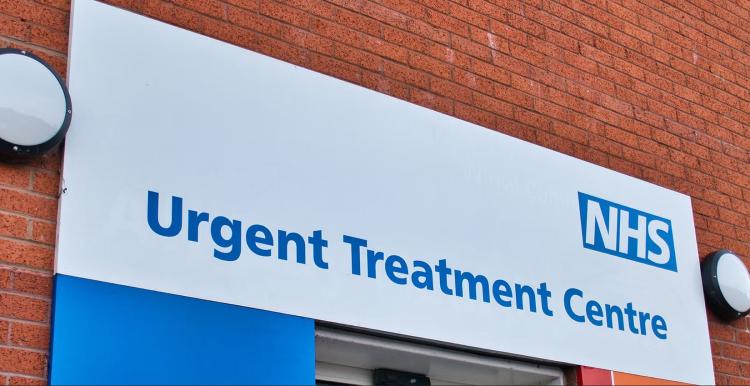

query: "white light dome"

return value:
[716, 252, 750, 314]
[0, 49, 71, 158]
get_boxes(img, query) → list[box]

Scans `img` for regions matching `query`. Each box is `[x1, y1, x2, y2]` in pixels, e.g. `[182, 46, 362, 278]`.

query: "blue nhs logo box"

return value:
[578, 192, 677, 272]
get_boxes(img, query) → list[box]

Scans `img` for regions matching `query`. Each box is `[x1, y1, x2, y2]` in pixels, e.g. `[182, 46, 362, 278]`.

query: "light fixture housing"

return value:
[0, 48, 72, 159]
[702, 249, 750, 322]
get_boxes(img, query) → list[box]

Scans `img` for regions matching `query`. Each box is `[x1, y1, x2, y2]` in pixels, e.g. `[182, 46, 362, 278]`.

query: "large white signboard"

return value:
[59, 0, 714, 383]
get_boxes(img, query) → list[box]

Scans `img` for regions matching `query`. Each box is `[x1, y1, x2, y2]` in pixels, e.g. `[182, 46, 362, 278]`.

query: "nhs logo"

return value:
[578, 192, 677, 272]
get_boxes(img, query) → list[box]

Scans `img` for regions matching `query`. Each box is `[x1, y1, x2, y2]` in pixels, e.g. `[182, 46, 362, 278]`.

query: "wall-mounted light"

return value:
[702, 249, 750, 322]
[0, 48, 71, 159]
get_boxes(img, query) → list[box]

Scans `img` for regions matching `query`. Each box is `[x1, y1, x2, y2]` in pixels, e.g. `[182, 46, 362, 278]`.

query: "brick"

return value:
[0, 189, 57, 221]
[725, 376, 750, 385]
[516, 107, 553, 130]
[308, 52, 361, 83]
[172, 0, 225, 18]
[12, 271, 52, 297]
[0, 320, 8, 344]
[0, 212, 27, 240]
[476, 54, 513, 84]
[424, 41, 456, 64]
[535, 98, 570, 122]
[360, 72, 410, 100]
[0, 239, 53, 271]
[0, 269, 10, 290]
[616, 58, 648, 84]
[409, 89, 453, 115]
[715, 357, 742, 376]
[0, 293, 49, 322]
[0, 164, 30, 189]
[551, 122, 588, 144]
[509, 42, 546, 67]
[424, 8, 469, 37]
[546, 28, 579, 52]
[489, 19, 528, 46]
[225, 4, 258, 29]
[408, 51, 452, 78]
[405, 19, 450, 45]
[0, 14, 28, 42]
[30, 171, 58, 197]
[719, 207, 747, 227]
[7, 376, 45, 386]
[430, 78, 472, 104]
[140, 0, 175, 22]
[10, 323, 49, 350]
[0, 347, 46, 377]
[252, 13, 308, 45]
[0, 0, 68, 31]
[453, 68, 494, 95]
[381, 0, 427, 20]
[506, 10, 544, 37]
[253, 33, 308, 68]
[172, 4, 213, 33]
[608, 156, 643, 178]
[472, 92, 513, 118]
[633, 107, 663, 128]
[224, 0, 257, 12]
[361, 34, 408, 63]
[697, 229, 722, 249]
[383, 61, 429, 88]
[622, 146, 656, 168]
[529, 36, 566, 61]
[734, 198, 750, 217]
[652, 129, 681, 148]
[455, 102, 495, 128]
[604, 126, 639, 148]
[309, 16, 362, 45]
[722, 343, 750, 361]
[360, 1, 407, 29]
[443, 1, 489, 30]
[29, 221, 55, 246]
[599, 94, 633, 117]
[467, 0, 510, 23]
[523, 5, 560, 31]
[334, 43, 382, 72]
[537, 131, 577, 157]
[260, 0, 310, 29]
[494, 83, 534, 110]
[452, 34, 491, 61]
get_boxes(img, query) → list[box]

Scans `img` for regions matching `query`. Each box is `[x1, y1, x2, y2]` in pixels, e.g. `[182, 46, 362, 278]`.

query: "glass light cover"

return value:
[716, 252, 750, 313]
[0, 52, 67, 146]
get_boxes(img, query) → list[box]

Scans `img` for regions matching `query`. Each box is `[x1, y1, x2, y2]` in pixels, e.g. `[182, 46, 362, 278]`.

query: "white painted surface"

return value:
[58, 1, 714, 383]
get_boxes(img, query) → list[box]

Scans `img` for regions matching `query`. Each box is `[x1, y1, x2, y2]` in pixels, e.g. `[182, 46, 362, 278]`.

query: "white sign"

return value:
[58, 1, 714, 383]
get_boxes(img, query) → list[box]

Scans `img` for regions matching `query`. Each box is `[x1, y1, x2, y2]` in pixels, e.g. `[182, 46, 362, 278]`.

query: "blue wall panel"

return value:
[49, 274, 315, 385]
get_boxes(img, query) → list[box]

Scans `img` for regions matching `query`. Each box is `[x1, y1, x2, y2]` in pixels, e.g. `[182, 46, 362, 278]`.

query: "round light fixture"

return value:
[0, 48, 71, 159]
[702, 249, 750, 322]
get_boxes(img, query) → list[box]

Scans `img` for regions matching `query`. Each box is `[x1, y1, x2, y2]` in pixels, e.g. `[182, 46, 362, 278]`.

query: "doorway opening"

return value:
[315, 326, 565, 385]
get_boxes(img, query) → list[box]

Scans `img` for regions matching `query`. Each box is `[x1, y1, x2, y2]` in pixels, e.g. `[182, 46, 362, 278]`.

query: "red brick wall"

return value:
[1, 0, 749, 384]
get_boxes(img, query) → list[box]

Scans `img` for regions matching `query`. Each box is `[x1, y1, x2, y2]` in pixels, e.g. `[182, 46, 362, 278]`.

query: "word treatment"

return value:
[146, 191, 670, 340]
